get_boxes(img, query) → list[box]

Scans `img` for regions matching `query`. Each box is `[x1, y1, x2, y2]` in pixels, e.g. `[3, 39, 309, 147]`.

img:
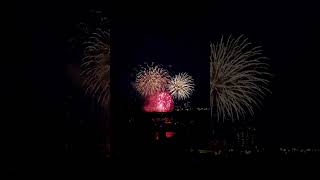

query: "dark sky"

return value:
[11, 0, 320, 152]
[112, 1, 320, 147]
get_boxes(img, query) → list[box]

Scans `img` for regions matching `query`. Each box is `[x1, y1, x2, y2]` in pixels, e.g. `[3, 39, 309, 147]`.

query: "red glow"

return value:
[165, 131, 176, 138]
[143, 91, 174, 112]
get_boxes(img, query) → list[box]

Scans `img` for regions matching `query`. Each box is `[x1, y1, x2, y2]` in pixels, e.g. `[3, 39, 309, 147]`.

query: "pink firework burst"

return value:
[143, 91, 174, 112]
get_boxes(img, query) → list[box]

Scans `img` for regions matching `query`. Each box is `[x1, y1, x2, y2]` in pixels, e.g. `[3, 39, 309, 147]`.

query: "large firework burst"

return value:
[210, 35, 271, 122]
[168, 72, 195, 100]
[135, 64, 171, 97]
[81, 28, 110, 107]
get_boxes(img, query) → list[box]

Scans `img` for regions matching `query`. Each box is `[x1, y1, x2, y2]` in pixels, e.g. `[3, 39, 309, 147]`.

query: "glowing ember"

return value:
[143, 92, 174, 112]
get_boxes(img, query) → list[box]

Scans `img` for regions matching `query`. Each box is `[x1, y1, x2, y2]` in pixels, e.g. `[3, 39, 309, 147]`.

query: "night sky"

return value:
[110, 1, 320, 147]
[9, 0, 320, 166]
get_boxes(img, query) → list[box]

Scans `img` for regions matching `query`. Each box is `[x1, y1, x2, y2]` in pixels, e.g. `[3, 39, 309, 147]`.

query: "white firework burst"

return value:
[81, 28, 110, 107]
[168, 72, 195, 100]
[135, 64, 171, 97]
[210, 35, 271, 122]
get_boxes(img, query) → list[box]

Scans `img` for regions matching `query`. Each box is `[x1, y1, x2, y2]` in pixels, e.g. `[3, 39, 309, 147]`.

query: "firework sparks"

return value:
[81, 28, 110, 107]
[210, 35, 271, 122]
[143, 91, 174, 112]
[135, 64, 171, 97]
[168, 72, 195, 100]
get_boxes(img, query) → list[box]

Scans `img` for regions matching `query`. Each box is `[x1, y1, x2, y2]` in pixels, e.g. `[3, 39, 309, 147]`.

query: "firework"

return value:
[210, 35, 271, 122]
[135, 64, 171, 97]
[168, 72, 195, 100]
[143, 91, 174, 112]
[81, 28, 110, 107]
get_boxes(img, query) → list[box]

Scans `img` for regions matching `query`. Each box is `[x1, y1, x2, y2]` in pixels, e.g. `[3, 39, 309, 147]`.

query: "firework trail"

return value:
[168, 72, 195, 100]
[81, 28, 110, 107]
[210, 35, 271, 122]
[135, 64, 171, 97]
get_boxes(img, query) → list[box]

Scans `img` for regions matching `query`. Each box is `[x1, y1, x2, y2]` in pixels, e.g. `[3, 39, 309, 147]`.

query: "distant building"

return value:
[232, 126, 258, 154]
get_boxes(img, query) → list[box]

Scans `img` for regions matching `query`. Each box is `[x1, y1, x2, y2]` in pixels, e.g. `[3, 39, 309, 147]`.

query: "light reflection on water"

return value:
[142, 111, 211, 143]
[152, 116, 176, 141]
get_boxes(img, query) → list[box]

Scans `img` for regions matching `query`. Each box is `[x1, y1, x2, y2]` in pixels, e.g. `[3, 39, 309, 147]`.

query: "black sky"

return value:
[11, 0, 320, 159]
[112, 1, 320, 147]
